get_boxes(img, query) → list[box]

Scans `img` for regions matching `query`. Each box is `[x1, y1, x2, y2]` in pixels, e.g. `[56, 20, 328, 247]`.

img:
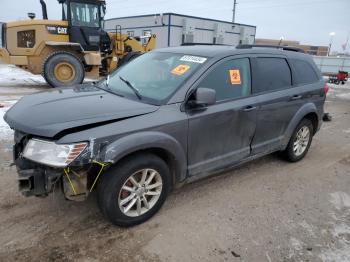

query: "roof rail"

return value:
[236, 44, 305, 53]
[181, 43, 229, 46]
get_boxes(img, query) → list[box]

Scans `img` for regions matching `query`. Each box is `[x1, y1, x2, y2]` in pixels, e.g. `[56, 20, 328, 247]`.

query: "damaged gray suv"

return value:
[4, 45, 327, 226]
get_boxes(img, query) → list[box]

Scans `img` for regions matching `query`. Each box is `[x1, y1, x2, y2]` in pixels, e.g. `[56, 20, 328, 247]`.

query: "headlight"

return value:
[23, 139, 88, 168]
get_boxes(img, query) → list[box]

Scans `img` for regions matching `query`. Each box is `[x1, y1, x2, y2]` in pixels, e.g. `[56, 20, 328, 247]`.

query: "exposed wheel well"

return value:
[112, 148, 180, 188]
[303, 112, 319, 135]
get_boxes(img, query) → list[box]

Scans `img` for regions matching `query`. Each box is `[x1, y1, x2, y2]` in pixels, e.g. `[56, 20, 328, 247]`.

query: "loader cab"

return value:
[59, 0, 109, 51]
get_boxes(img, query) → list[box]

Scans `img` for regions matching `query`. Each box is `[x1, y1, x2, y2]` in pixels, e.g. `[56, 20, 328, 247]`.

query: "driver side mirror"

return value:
[191, 88, 216, 107]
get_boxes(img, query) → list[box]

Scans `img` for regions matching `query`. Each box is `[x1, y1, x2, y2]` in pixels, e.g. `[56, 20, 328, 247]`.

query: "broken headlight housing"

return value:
[23, 139, 88, 168]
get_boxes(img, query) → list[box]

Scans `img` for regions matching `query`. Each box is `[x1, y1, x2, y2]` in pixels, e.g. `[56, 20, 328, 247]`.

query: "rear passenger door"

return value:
[250, 56, 304, 155]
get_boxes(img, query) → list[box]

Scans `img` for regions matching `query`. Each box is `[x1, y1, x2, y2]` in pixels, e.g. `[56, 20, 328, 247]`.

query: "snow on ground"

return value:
[327, 81, 350, 100]
[0, 63, 46, 87]
[0, 63, 48, 141]
[0, 101, 17, 141]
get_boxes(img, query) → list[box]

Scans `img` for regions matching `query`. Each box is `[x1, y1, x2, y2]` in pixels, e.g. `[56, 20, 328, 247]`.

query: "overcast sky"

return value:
[1, 0, 349, 52]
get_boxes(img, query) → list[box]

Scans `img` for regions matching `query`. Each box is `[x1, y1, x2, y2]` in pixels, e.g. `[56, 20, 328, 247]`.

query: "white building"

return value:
[104, 13, 256, 48]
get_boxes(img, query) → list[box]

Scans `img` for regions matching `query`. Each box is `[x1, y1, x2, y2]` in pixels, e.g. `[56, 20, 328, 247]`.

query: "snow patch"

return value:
[290, 237, 303, 251]
[330, 192, 350, 210]
[288, 237, 304, 259]
[0, 64, 46, 87]
[319, 192, 350, 261]
[337, 93, 350, 100]
[298, 220, 316, 237]
[332, 223, 350, 239]
[0, 100, 17, 141]
[320, 246, 350, 262]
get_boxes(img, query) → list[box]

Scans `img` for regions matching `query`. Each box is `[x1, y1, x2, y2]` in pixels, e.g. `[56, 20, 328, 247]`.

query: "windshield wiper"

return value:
[119, 76, 142, 100]
[93, 76, 124, 98]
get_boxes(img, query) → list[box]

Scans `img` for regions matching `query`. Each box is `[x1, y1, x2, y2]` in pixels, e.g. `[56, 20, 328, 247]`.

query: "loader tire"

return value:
[118, 52, 141, 67]
[43, 51, 85, 87]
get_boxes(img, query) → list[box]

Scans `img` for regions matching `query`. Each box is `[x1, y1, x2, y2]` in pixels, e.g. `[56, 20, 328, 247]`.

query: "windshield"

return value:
[70, 2, 100, 27]
[105, 52, 208, 105]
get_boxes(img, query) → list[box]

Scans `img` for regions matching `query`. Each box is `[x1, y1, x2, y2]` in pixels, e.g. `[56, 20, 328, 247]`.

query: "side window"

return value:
[127, 31, 134, 37]
[291, 59, 319, 85]
[17, 30, 35, 48]
[199, 58, 251, 102]
[253, 58, 292, 94]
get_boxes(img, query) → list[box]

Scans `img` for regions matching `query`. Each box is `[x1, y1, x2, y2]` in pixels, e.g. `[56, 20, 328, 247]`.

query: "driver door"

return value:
[186, 57, 257, 177]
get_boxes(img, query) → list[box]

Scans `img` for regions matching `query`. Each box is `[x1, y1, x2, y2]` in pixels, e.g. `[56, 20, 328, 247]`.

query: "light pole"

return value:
[232, 0, 237, 23]
[328, 32, 335, 56]
[278, 36, 285, 46]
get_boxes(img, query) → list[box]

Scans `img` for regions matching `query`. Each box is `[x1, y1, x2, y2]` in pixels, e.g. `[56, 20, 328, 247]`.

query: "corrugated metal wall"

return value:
[104, 13, 256, 48]
[313, 56, 350, 74]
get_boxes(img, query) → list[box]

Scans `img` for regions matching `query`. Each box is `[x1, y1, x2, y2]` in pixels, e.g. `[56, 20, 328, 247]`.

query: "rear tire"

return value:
[283, 119, 314, 162]
[97, 153, 170, 227]
[43, 51, 85, 87]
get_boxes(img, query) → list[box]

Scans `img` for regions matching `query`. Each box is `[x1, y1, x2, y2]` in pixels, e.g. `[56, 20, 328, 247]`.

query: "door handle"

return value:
[243, 106, 257, 112]
[290, 95, 302, 101]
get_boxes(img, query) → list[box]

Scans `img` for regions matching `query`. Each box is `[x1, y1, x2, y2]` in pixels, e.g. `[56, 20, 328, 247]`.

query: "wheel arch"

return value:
[303, 112, 319, 135]
[101, 131, 188, 187]
[281, 103, 320, 149]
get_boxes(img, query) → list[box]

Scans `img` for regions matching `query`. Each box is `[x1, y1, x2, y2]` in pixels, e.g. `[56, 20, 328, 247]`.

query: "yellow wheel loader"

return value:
[0, 0, 156, 87]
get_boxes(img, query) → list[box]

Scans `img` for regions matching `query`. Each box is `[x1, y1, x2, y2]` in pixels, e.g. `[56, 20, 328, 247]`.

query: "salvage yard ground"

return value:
[0, 63, 349, 261]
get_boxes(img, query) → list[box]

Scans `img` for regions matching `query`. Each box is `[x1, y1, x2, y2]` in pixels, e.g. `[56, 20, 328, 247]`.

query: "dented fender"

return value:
[101, 131, 188, 183]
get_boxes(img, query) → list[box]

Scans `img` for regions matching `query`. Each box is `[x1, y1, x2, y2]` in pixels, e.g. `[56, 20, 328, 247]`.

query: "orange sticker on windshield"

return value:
[229, 69, 241, 85]
[171, 64, 190, 76]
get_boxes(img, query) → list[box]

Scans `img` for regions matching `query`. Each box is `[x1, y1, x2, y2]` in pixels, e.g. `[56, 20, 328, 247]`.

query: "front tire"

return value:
[97, 154, 170, 227]
[284, 119, 314, 162]
[43, 51, 85, 87]
[118, 52, 141, 67]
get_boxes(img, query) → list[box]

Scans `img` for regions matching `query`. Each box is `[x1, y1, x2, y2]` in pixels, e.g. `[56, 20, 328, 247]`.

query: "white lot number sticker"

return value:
[180, 55, 207, 64]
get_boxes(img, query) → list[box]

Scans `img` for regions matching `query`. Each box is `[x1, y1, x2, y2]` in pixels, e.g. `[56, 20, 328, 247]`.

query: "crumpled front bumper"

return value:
[12, 131, 108, 201]
[17, 166, 61, 197]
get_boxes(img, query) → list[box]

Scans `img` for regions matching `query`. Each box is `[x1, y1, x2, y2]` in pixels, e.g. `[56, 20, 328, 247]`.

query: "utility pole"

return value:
[328, 32, 335, 56]
[232, 0, 237, 23]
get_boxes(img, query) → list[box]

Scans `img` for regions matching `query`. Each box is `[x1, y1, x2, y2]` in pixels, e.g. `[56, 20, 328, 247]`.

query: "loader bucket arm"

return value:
[143, 34, 157, 52]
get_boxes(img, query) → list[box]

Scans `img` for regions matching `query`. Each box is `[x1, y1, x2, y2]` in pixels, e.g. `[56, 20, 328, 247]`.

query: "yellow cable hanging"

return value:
[64, 168, 77, 195]
[89, 161, 110, 192]
[63, 161, 110, 194]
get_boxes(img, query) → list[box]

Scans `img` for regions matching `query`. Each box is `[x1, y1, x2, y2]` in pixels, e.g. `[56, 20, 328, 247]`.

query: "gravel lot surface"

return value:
[0, 64, 349, 261]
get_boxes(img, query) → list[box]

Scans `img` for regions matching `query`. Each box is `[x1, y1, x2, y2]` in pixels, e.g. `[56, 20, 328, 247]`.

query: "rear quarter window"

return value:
[252, 57, 292, 94]
[291, 59, 320, 85]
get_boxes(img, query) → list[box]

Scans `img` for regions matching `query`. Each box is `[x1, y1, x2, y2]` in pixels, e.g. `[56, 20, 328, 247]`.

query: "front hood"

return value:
[4, 84, 159, 138]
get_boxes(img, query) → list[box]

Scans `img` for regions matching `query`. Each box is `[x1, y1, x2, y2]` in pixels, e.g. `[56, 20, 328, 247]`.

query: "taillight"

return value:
[324, 83, 329, 95]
